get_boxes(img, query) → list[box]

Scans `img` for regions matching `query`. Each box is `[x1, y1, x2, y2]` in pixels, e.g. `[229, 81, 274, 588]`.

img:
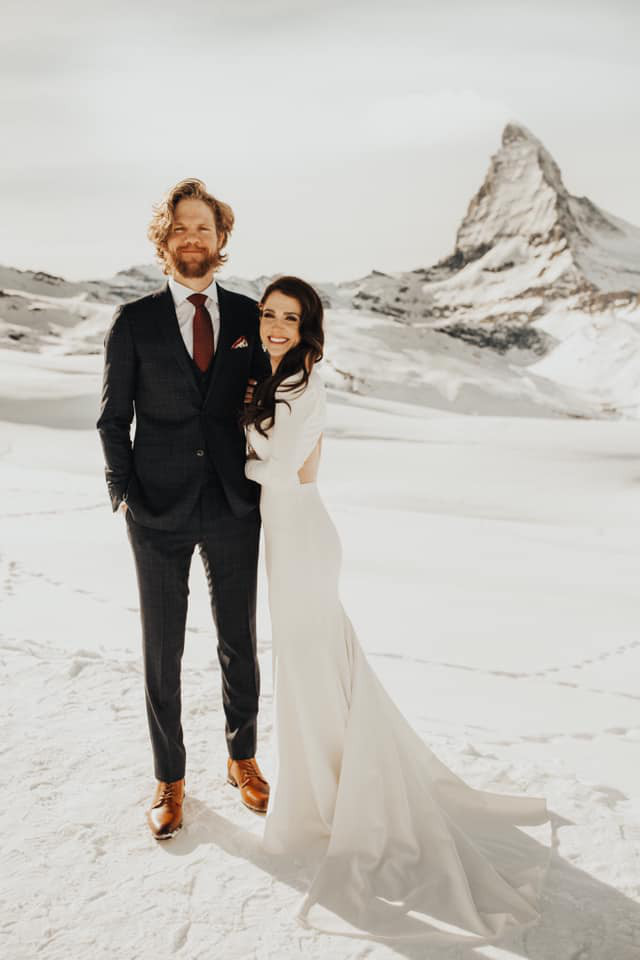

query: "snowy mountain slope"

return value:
[0, 266, 340, 352]
[0, 277, 629, 419]
[0, 259, 604, 418]
[321, 306, 602, 418]
[0, 263, 170, 353]
[0, 288, 114, 353]
[530, 300, 640, 418]
[0, 301, 603, 426]
[0, 263, 166, 305]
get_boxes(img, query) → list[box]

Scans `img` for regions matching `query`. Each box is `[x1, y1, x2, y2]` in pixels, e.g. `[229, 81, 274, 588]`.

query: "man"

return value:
[97, 178, 272, 839]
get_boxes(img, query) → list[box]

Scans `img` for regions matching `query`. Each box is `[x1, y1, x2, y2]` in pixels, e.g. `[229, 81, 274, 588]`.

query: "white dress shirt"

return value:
[168, 276, 221, 359]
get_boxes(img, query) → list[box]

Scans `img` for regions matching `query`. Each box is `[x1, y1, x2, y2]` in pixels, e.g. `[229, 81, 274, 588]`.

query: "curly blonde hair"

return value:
[147, 178, 235, 275]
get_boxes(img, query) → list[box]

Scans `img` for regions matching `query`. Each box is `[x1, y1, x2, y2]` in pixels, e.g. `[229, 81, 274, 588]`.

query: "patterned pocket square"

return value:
[231, 336, 249, 349]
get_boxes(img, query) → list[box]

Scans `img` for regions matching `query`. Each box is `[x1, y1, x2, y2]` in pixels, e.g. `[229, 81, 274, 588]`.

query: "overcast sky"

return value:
[1, 0, 638, 283]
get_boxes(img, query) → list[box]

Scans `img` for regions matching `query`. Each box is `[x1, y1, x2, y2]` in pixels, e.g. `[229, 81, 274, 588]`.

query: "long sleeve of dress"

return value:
[245, 374, 326, 491]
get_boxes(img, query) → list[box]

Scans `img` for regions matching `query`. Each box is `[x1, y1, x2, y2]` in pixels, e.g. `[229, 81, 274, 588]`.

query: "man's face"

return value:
[165, 198, 220, 279]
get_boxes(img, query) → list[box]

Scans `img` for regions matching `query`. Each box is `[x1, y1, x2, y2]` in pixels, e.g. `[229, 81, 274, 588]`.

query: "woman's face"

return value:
[260, 290, 302, 366]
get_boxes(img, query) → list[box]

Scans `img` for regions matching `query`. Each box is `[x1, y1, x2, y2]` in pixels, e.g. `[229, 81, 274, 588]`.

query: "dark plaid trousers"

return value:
[125, 482, 261, 782]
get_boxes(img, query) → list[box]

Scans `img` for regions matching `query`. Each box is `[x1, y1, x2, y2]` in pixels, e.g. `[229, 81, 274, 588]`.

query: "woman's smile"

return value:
[259, 289, 304, 370]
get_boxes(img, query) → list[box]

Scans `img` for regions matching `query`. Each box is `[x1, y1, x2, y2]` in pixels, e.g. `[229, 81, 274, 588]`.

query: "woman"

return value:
[241, 276, 552, 943]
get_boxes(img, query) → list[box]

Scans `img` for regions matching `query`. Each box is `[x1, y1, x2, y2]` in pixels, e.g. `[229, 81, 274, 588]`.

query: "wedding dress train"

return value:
[245, 369, 552, 943]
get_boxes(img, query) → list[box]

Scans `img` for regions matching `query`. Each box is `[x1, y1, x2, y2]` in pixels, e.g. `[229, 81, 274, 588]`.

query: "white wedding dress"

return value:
[245, 368, 552, 943]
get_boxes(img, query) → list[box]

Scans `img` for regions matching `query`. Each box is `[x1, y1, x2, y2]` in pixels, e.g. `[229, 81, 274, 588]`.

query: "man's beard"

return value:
[168, 247, 218, 278]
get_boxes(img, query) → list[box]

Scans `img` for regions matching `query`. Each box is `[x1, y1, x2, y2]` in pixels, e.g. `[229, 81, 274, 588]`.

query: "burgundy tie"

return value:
[187, 293, 214, 372]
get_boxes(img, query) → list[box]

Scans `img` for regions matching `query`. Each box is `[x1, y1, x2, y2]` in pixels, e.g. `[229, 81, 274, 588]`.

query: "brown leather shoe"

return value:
[227, 757, 269, 814]
[146, 778, 185, 840]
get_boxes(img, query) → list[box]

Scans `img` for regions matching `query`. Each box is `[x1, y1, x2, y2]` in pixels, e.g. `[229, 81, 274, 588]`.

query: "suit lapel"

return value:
[203, 283, 237, 408]
[155, 284, 201, 398]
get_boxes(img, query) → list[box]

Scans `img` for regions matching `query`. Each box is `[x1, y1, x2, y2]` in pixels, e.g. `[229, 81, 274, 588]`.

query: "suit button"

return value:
[196, 449, 205, 457]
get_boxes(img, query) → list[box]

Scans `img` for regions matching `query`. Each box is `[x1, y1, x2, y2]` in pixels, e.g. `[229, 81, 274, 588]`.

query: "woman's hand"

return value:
[244, 378, 257, 404]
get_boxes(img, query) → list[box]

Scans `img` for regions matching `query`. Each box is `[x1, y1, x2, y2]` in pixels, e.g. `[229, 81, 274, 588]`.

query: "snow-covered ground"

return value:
[2, 344, 639, 960]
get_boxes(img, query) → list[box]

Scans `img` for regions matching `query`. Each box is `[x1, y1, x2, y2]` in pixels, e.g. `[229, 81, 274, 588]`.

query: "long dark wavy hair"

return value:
[240, 276, 324, 438]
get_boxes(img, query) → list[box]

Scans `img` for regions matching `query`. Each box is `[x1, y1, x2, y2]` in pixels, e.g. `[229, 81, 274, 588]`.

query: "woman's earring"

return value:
[261, 341, 268, 353]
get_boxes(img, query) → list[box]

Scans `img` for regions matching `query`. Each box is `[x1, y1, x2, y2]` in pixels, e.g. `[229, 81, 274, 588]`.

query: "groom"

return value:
[97, 178, 272, 839]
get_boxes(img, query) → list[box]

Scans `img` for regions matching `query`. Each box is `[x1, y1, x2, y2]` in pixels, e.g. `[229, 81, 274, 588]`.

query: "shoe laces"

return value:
[156, 781, 182, 806]
[233, 759, 267, 787]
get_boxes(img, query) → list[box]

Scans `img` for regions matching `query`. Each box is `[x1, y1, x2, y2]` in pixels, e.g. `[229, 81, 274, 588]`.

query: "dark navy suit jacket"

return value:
[96, 282, 271, 530]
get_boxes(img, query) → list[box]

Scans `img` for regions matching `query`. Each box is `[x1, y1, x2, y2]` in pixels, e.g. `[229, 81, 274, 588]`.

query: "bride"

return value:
[240, 275, 553, 944]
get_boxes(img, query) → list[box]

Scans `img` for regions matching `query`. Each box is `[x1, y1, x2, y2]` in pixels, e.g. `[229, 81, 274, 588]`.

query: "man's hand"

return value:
[118, 500, 128, 516]
[244, 378, 257, 404]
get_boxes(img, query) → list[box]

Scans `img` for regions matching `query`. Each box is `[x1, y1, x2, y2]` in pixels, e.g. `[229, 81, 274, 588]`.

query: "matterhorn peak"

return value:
[455, 122, 569, 261]
[501, 122, 541, 146]
[350, 122, 640, 348]
[441, 121, 640, 300]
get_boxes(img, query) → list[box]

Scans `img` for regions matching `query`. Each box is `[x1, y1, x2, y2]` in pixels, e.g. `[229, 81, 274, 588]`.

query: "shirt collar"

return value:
[168, 275, 218, 307]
